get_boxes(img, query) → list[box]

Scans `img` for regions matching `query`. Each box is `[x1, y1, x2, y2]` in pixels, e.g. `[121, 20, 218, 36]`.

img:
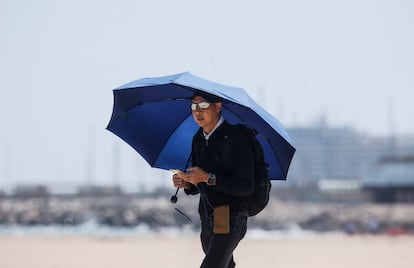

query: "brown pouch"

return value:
[213, 205, 230, 234]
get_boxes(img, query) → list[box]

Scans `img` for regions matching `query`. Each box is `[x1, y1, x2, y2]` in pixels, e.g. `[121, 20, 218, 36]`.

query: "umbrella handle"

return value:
[170, 152, 192, 204]
[170, 188, 179, 203]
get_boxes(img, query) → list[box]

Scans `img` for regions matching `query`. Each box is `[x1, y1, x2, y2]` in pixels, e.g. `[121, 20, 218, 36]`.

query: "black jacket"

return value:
[185, 121, 255, 218]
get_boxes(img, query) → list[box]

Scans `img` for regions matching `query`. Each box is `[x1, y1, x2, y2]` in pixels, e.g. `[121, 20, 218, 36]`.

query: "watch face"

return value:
[207, 174, 215, 185]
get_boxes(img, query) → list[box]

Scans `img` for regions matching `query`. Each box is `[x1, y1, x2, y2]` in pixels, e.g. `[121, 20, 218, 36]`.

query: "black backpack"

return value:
[223, 125, 271, 216]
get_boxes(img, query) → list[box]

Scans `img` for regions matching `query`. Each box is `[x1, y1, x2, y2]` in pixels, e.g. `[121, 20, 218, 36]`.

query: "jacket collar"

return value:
[203, 116, 224, 140]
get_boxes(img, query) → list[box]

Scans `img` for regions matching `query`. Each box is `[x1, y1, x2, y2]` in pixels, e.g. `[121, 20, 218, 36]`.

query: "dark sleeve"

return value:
[214, 130, 255, 196]
[184, 184, 199, 195]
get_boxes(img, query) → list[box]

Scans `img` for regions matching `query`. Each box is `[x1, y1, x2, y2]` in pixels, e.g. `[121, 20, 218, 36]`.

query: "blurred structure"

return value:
[13, 185, 49, 198]
[287, 122, 414, 184]
[362, 156, 414, 202]
[282, 121, 414, 203]
[77, 185, 122, 197]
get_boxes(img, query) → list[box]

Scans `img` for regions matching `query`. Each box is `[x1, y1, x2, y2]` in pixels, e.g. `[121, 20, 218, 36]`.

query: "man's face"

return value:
[191, 96, 222, 132]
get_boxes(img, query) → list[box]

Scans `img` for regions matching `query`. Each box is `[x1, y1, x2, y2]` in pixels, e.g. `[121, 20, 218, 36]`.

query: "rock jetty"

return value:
[1, 194, 413, 234]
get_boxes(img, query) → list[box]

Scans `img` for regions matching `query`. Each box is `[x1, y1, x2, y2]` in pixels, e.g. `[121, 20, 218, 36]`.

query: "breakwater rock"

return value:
[1, 194, 413, 234]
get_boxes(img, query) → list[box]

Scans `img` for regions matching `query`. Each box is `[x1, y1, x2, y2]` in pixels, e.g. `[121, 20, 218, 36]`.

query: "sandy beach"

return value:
[1, 234, 413, 268]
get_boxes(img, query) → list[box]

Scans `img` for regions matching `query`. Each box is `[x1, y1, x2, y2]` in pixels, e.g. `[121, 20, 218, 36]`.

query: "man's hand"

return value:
[180, 166, 209, 185]
[172, 173, 190, 189]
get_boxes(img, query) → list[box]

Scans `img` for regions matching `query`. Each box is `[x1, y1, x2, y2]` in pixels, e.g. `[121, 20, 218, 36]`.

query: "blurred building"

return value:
[361, 156, 414, 202]
[13, 184, 50, 197]
[286, 121, 414, 187]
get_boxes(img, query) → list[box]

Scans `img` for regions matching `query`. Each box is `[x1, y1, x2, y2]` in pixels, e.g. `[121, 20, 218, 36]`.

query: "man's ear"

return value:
[215, 102, 222, 113]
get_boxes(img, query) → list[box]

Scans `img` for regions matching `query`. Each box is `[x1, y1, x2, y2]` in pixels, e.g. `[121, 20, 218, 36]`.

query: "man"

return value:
[172, 90, 255, 268]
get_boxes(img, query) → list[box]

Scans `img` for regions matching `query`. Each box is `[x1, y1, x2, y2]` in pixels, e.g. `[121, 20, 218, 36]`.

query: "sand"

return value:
[1, 234, 413, 268]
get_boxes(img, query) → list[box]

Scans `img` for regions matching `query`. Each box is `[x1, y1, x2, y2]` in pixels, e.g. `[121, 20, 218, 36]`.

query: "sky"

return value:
[1, 0, 413, 192]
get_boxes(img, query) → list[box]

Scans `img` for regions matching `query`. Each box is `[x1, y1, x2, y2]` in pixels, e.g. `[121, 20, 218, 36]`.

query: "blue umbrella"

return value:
[106, 72, 295, 180]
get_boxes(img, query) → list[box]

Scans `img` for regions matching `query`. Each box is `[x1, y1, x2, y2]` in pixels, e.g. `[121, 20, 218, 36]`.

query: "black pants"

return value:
[200, 214, 247, 268]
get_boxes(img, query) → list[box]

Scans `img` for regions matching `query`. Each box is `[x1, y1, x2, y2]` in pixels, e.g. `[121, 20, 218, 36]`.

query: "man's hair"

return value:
[192, 90, 222, 103]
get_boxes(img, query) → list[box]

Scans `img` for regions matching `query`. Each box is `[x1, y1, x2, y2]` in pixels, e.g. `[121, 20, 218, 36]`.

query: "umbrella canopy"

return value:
[106, 72, 295, 180]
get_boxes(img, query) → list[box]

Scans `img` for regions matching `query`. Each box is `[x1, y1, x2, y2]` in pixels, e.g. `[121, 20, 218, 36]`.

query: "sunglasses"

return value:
[191, 101, 211, 111]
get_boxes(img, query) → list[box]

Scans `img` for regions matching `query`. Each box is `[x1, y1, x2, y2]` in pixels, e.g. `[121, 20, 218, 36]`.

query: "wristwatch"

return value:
[206, 173, 216, 186]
